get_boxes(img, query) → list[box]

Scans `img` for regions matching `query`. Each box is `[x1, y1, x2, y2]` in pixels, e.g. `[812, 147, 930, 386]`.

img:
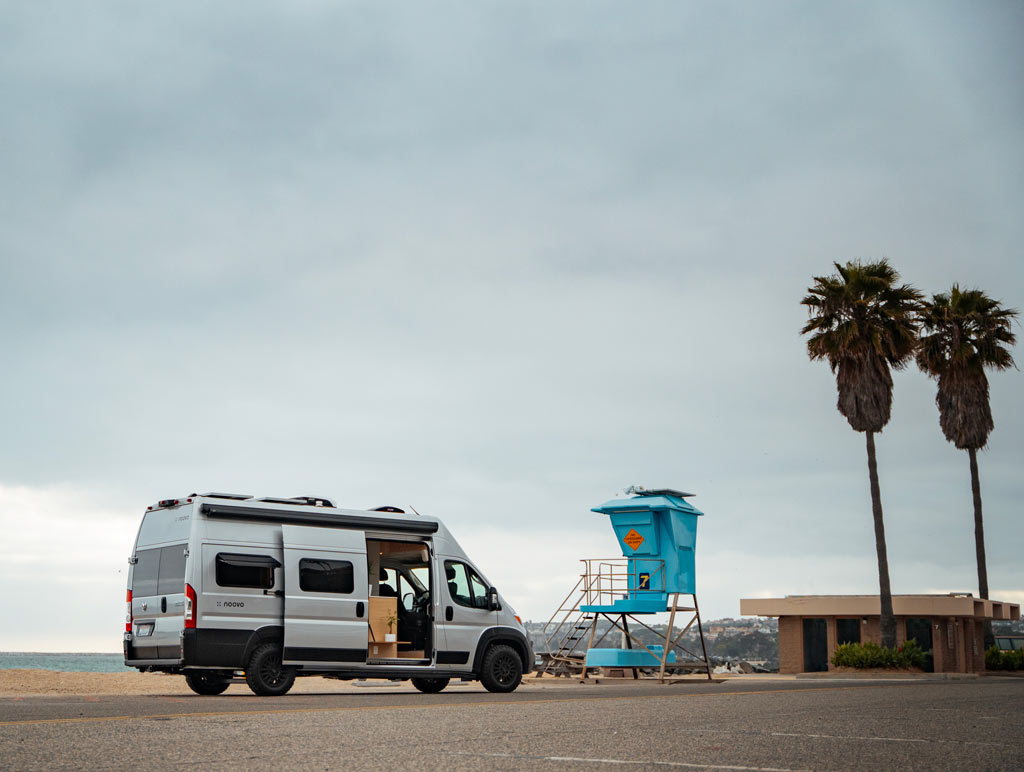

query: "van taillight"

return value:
[184, 583, 196, 628]
[125, 590, 133, 633]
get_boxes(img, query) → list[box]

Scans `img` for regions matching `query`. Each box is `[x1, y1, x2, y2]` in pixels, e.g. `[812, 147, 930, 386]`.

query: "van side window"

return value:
[444, 560, 489, 610]
[299, 559, 354, 594]
[215, 553, 277, 589]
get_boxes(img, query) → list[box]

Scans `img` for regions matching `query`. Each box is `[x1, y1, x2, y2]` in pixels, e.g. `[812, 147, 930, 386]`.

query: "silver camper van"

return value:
[124, 493, 533, 696]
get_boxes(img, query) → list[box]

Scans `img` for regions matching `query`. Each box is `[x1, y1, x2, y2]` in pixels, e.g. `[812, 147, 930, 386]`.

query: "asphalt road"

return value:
[2, 677, 1022, 771]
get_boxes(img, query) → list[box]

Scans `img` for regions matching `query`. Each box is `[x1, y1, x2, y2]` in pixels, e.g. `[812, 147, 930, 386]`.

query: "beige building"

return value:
[740, 594, 1020, 674]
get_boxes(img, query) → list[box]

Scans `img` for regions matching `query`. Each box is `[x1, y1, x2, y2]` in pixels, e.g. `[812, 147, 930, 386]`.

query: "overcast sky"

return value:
[2, 1, 1022, 651]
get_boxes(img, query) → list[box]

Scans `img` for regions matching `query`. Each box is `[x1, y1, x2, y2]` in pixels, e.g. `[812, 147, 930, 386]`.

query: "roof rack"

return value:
[257, 496, 336, 508]
[200, 492, 253, 500]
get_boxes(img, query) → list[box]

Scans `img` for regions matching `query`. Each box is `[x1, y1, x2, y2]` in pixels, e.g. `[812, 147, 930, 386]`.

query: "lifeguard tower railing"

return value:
[541, 558, 710, 680]
[580, 558, 667, 608]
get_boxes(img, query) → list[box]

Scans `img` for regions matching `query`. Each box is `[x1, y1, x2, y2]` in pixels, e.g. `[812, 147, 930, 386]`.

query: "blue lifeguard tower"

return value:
[540, 486, 712, 681]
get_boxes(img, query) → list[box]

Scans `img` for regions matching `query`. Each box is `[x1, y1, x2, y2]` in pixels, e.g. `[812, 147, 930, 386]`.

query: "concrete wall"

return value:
[776, 614, 987, 674]
[778, 616, 802, 674]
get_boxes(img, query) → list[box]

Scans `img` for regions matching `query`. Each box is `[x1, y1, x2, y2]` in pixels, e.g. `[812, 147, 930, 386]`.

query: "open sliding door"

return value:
[282, 524, 368, 666]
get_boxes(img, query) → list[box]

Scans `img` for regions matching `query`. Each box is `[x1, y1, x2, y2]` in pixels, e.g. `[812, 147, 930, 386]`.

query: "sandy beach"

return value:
[0, 669, 416, 697]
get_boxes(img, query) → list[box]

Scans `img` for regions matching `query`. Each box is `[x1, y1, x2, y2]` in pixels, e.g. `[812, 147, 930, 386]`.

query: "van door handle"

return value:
[263, 590, 284, 597]
[445, 606, 453, 622]
[356, 602, 364, 618]
[161, 597, 167, 613]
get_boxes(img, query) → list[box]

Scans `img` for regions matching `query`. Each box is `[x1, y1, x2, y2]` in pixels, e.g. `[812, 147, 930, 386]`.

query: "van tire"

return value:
[411, 677, 449, 694]
[479, 644, 522, 693]
[184, 672, 231, 696]
[245, 643, 295, 696]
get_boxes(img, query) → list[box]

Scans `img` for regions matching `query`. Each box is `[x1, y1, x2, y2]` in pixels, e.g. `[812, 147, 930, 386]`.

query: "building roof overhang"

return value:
[740, 594, 1020, 621]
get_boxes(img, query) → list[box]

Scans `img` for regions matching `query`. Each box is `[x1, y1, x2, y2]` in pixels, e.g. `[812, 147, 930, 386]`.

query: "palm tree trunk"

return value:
[969, 447, 994, 650]
[866, 431, 897, 648]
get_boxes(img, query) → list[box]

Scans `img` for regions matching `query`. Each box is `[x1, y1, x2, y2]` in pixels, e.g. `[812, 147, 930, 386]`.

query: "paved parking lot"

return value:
[2, 677, 1022, 770]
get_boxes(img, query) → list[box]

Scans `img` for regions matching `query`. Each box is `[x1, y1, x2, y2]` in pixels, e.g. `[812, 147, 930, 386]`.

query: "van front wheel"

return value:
[184, 671, 230, 696]
[480, 644, 522, 693]
[245, 643, 295, 696]
[411, 677, 449, 694]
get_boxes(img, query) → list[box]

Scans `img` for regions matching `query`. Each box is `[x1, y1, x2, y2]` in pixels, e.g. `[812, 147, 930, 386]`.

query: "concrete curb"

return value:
[796, 672, 979, 680]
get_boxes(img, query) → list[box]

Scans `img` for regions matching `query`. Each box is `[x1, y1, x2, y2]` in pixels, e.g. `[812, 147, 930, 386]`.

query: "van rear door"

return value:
[130, 544, 187, 660]
[282, 525, 368, 666]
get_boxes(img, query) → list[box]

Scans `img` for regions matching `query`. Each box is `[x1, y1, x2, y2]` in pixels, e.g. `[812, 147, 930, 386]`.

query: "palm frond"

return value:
[916, 286, 1018, 449]
[801, 259, 921, 432]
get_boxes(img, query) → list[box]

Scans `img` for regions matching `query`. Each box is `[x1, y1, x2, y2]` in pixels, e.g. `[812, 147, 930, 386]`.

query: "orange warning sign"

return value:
[623, 528, 644, 550]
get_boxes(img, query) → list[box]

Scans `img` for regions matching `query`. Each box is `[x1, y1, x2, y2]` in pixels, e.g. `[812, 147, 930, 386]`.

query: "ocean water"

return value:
[0, 653, 133, 673]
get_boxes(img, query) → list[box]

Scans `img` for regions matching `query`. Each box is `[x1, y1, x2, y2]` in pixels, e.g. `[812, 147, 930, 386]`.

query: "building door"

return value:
[802, 618, 828, 672]
[905, 618, 934, 672]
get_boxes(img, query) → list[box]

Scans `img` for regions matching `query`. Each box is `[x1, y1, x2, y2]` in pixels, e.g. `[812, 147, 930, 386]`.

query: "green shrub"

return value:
[831, 640, 925, 669]
[895, 639, 927, 669]
[985, 645, 1004, 670]
[986, 646, 1024, 671]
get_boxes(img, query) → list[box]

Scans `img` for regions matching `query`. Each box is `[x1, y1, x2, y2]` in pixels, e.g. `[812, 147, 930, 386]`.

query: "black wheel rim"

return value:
[494, 654, 517, 685]
[259, 653, 284, 685]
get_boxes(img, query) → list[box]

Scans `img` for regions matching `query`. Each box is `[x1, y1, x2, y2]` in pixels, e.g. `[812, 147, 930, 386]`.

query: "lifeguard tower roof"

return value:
[623, 485, 696, 499]
[585, 486, 704, 612]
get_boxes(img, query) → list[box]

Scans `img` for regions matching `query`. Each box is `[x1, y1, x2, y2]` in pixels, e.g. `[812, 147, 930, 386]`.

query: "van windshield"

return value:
[133, 544, 187, 597]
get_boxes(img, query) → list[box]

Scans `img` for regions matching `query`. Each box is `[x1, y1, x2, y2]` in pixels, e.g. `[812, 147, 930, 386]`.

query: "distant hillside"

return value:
[524, 616, 779, 670]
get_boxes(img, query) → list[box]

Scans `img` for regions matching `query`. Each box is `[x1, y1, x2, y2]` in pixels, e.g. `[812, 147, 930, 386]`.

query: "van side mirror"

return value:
[487, 587, 501, 611]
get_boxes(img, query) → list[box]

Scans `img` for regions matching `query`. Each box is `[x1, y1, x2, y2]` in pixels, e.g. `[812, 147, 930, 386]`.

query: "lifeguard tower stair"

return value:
[540, 487, 712, 682]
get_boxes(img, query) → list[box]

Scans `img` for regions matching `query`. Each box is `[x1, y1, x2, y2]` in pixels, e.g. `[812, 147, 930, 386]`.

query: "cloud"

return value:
[0, 484, 138, 651]
[0, 2, 1022, 648]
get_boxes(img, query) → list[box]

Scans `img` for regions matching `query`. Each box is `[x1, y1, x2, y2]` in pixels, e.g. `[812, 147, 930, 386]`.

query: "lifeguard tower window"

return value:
[445, 560, 488, 609]
[215, 553, 276, 590]
[836, 618, 861, 645]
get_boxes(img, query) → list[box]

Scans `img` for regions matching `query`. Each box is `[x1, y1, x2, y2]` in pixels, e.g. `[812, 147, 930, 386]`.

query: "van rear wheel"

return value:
[245, 643, 295, 696]
[184, 671, 230, 696]
[411, 677, 449, 694]
[480, 644, 522, 693]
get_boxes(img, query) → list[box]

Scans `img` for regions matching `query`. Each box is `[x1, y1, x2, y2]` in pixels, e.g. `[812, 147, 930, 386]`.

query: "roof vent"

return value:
[371, 506, 405, 514]
[625, 486, 695, 498]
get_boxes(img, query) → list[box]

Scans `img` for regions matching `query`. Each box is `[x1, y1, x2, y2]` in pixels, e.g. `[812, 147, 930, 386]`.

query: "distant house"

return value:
[740, 594, 1020, 674]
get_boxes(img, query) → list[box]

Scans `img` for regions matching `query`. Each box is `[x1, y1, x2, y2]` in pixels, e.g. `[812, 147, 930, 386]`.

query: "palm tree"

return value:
[916, 286, 1017, 648]
[801, 260, 922, 649]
